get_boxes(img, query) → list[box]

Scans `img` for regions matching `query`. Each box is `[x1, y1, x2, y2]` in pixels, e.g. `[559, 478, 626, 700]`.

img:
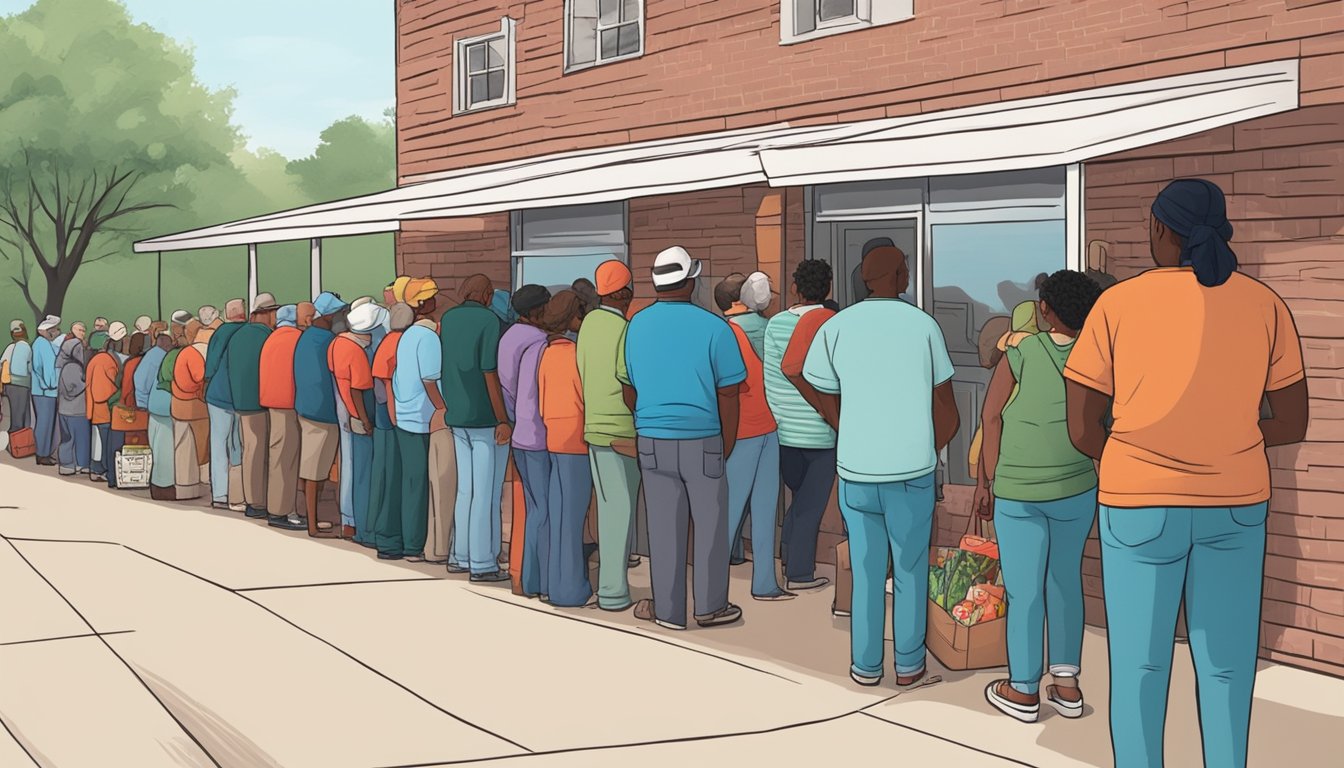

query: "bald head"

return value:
[296, 302, 316, 329]
[861, 246, 910, 299]
[460, 274, 493, 305]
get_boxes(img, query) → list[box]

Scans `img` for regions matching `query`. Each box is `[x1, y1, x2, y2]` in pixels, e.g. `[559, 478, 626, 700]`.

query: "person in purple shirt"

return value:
[496, 284, 553, 599]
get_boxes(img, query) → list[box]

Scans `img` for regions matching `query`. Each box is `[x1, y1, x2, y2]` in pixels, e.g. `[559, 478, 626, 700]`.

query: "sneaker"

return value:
[1045, 685, 1084, 719]
[985, 680, 1040, 723]
[787, 577, 831, 591]
[377, 551, 404, 561]
[447, 564, 469, 574]
[267, 513, 307, 531]
[752, 591, 797, 602]
[89, 473, 106, 483]
[627, 555, 642, 568]
[469, 570, 510, 583]
[58, 468, 76, 476]
[229, 503, 247, 513]
[211, 501, 231, 511]
[851, 670, 883, 687]
[245, 506, 268, 519]
[695, 603, 742, 628]
[36, 457, 57, 466]
[831, 605, 851, 618]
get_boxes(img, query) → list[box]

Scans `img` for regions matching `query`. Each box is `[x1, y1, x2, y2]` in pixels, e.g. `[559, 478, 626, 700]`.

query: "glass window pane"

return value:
[617, 23, 640, 57]
[622, 0, 639, 21]
[519, 203, 627, 251]
[487, 70, 506, 102]
[599, 0, 621, 25]
[600, 27, 619, 60]
[467, 43, 486, 73]
[819, 0, 856, 22]
[929, 167, 1065, 212]
[487, 38, 506, 68]
[568, 4, 598, 68]
[515, 253, 624, 294]
[468, 73, 489, 105]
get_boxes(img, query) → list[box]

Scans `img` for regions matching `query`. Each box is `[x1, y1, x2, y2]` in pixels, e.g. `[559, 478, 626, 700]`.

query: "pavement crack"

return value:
[236, 576, 443, 592]
[0, 630, 136, 647]
[858, 711, 1038, 767]
[0, 714, 42, 767]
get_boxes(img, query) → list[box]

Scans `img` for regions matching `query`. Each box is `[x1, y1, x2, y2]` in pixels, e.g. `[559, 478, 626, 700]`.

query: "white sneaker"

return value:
[1046, 686, 1084, 719]
[985, 681, 1040, 724]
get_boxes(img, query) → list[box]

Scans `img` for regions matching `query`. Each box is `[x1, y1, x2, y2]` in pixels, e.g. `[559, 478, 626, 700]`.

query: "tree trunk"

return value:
[41, 275, 71, 323]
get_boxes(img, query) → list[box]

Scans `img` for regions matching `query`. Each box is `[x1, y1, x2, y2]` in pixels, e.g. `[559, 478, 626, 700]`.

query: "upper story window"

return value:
[781, 0, 913, 45]
[454, 18, 516, 114]
[566, 0, 644, 73]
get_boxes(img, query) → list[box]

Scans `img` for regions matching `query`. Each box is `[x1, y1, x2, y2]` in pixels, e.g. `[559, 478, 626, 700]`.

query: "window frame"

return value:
[564, 0, 646, 74]
[453, 18, 517, 115]
[780, 0, 911, 46]
[509, 202, 631, 292]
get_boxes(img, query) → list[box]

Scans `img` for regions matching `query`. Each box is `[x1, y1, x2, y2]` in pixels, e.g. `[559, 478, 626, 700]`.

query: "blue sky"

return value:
[1, 0, 395, 158]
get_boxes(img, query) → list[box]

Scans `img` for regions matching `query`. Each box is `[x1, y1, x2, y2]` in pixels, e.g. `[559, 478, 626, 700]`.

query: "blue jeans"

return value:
[451, 427, 509, 575]
[335, 396, 374, 535]
[1101, 503, 1267, 768]
[33, 395, 57, 458]
[207, 404, 241, 503]
[726, 432, 786, 597]
[994, 488, 1098, 695]
[839, 473, 935, 678]
[58, 413, 90, 471]
[91, 422, 111, 478]
[548, 452, 594, 607]
[514, 448, 552, 596]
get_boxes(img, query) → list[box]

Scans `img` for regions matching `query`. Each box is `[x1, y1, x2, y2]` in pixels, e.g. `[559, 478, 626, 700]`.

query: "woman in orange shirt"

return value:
[172, 320, 210, 500]
[537, 291, 593, 608]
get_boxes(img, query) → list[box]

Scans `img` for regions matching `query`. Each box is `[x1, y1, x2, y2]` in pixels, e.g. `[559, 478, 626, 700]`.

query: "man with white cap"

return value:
[31, 315, 63, 464]
[2, 320, 33, 436]
[227, 293, 280, 519]
[203, 298, 248, 512]
[620, 245, 746, 630]
[330, 301, 386, 544]
[294, 291, 349, 538]
[86, 322, 129, 485]
[132, 316, 153, 355]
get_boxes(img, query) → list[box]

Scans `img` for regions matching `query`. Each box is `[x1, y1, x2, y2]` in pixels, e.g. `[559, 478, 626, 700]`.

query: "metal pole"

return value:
[156, 251, 163, 320]
[247, 243, 259, 309]
[310, 238, 322, 299]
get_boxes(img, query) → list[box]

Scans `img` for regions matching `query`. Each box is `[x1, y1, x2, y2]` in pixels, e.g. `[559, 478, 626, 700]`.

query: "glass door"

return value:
[831, 218, 920, 309]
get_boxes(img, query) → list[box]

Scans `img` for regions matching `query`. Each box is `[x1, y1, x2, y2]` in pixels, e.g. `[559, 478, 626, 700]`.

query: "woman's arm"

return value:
[1262, 378, 1309, 447]
[978, 359, 1015, 484]
[1066, 380, 1112, 461]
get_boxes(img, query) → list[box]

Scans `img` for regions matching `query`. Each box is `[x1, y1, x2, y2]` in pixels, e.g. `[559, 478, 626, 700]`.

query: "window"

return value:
[567, 0, 644, 72]
[511, 202, 628, 293]
[454, 18, 516, 114]
[781, 0, 913, 45]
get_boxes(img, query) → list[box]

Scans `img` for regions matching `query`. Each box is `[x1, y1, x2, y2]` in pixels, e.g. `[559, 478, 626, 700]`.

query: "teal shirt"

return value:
[226, 323, 271, 414]
[762, 308, 835, 449]
[728, 312, 768, 360]
[803, 298, 954, 484]
[993, 333, 1098, 502]
[440, 301, 502, 429]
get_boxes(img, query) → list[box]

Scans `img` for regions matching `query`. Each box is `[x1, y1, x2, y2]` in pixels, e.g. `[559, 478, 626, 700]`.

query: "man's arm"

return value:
[622, 383, 637, 414]
[786, 369, 838, 427]
[1262, 378, 1309, 447]
[484, 371, 513, 444]
[933, 381, 960, 452]
[717, 383, 741, 459]
[1066, 380, 1111, 461]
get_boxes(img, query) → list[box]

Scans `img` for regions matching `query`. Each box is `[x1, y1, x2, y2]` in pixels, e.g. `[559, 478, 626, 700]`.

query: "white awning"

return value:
[135, 59, 1299, 253]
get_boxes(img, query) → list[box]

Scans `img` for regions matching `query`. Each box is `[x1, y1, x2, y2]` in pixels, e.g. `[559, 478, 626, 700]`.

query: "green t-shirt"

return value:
[226, 323, 271, 414]
[576, 307, 634, 446]
[440, 301, 501, 429]
[993, 333, 1098, 502]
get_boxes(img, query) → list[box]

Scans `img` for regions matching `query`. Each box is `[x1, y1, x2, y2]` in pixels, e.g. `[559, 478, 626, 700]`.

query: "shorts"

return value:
[298, 416, 340, 482]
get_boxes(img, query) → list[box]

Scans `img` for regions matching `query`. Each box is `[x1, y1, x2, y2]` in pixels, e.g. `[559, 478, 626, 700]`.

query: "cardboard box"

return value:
[926, 598, 1007, 671]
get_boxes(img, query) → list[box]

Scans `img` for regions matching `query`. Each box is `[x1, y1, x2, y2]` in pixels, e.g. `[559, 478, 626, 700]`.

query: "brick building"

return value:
[138, 1, 1344, 676]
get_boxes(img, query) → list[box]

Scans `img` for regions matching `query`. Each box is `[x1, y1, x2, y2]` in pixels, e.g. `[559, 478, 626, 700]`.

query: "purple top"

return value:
[497, 322, 548, 452]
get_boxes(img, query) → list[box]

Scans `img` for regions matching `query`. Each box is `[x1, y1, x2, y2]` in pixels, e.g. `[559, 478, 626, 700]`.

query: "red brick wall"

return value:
[397, 0, 1343, 181]
[1084, 103, 1344, 677]
[396, 215, 511, 298]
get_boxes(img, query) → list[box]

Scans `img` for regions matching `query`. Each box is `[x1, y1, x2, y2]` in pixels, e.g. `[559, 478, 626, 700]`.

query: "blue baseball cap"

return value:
[313, 292, 348, 318]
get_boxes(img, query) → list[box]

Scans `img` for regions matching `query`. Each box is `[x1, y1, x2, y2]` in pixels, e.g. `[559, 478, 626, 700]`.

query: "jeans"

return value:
[839, 473, 935, 677]
[994, 488, 1098, 695]
[335, 395, 373, 535]
[148, 413, 175, 489]
[207, 404, 242, 504]
[104, 429, 126, 488]
[91, 422, 111, 478]
[1101, 503, 1267, 768]
[548, 452, 594, 607]
[726, 432, 786, 597]
[514, 448, 552, 596]
[451, 427, 508, 575]
[58, 413, 90, 472]
[780, 445, 837, 582]
[367, 427, 404, 555]
[5, 384, 30, 432]
[590, 445, 640, 610]
[638, 435, 730, 627]
[33, 395, 57, 458]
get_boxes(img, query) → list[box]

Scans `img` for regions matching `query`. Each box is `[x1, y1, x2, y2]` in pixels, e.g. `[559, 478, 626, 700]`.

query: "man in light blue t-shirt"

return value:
[619, 246, 746, 631]
[392, 298, 445, 562]
[803, 245, 960, 689]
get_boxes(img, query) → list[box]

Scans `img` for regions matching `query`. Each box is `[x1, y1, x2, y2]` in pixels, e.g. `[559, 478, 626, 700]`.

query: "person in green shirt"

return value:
[227, 294, 278, 519]
[440, 274, 513, 583]
[576, 260, 640, 611]
[975, 270, 1104, 724]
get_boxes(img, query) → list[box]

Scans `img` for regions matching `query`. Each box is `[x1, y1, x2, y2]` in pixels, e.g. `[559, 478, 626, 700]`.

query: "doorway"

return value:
[830, 219, 920, 309]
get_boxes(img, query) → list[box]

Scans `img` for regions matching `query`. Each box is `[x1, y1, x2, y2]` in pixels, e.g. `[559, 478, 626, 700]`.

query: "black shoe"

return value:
[469, 570, 510, 583]
[267, 514, 307, 531]
[447, 564, 469, 574]
[245, 506, 268, 519]
[36, 457, 57, 466]
[377, 551, 404, 560]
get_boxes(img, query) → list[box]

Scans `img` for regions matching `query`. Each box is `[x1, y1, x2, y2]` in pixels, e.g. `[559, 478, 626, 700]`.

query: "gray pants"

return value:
[638, 435, 730, 627]
[4, 384, 31, 432]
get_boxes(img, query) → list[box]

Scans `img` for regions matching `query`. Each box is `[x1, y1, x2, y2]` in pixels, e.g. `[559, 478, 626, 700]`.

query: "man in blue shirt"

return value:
[618, 246, 746, 630]
[391, 287, 445, 562]
[803, 245, 961, 689]
[30, 315, 62, 465]
[294, 292, 348, 539]
[204, 298, 247, 512]
[137, 330, 177, 500]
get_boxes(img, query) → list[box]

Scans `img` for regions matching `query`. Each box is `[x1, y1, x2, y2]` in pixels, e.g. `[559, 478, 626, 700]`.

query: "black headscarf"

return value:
[1151, 178, 1238, 287]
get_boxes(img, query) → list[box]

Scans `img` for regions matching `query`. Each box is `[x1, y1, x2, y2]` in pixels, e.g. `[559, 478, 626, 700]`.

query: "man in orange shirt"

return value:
[172, 319, 210, 501]
[258, 305, 307, 530]
[86, 322, 129, 485]
[1064, 179, 1309, 768]
[330, 302, 386, 544]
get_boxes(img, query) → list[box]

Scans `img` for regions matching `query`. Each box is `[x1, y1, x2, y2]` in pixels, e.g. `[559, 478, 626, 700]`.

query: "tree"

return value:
[0, 0, 245, 322]
[287, 109, 395, 201]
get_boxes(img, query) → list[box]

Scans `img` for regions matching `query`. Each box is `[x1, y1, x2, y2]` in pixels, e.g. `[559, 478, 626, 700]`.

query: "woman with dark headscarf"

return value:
[1063, 179, 1309, 768]
[55, 338, 91, 475]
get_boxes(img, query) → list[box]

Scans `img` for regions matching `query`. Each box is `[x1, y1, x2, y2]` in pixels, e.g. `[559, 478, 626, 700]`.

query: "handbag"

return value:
[8, 427, 36, 459]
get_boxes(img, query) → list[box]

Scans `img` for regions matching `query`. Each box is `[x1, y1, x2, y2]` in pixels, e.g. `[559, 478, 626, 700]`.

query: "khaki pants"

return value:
[267, 408, 301, 516]
[426, 428, 457, 564]
[173, 418, 208, 500]
[239, 411, 269, 510]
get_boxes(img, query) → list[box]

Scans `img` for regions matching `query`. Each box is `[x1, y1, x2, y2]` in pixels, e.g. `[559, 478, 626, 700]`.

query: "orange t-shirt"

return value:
[731, 323, 777, 440]
[327, 335, 375, 417]
[537, 338, 586, 455]
[112, 356, 149, 433]
[372, 330, 403, 382]
[259, 326, 302, 410]
[85, 351, 120, 425]
[781, 306, 836, 379]
[1064, 268, 1305, 508]
[172, 344, 208, 421]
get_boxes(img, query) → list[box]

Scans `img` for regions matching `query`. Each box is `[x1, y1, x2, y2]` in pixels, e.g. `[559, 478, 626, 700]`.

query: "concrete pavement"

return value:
[0, 458, 1340, 767]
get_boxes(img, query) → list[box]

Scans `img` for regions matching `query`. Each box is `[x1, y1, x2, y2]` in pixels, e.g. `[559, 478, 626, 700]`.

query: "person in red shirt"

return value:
[726, 316, 793, 601]
[171, 320, 210, 500]
[328, 302, 384, 542]
[259, 305, 306, 529]
[368, 302, 414, 559]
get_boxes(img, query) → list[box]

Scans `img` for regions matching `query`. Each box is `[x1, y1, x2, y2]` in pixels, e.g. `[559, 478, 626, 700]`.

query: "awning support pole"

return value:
[310, 238, 322, 299]
[1066, 164, 1085, 272]
[247, 243, 259, 310]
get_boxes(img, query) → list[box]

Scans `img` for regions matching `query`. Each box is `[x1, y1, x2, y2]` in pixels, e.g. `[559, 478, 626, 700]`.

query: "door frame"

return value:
[822, 211, 926, 310]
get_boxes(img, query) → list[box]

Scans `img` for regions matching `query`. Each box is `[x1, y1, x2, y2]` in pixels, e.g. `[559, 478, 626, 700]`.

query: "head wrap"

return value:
[388, 303, 415, 332]
[313, 292, 349, 318]
[741, 272, 772, 312]
[276, 304, 298, 328]
[38, 315, 60, 332]
[347, 303, 388, 334]
[1151, 178, 1238, 288]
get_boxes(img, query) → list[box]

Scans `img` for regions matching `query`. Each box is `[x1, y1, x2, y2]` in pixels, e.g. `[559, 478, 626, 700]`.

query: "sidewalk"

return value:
[0, 458, 1339, 767]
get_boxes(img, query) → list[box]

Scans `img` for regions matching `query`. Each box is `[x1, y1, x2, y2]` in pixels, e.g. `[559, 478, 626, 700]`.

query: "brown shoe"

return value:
[342, 525, 356, 540]
[895, 668, 928, 688]
[985, 679, 1040, 723]
[150, 485, 177, 501]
